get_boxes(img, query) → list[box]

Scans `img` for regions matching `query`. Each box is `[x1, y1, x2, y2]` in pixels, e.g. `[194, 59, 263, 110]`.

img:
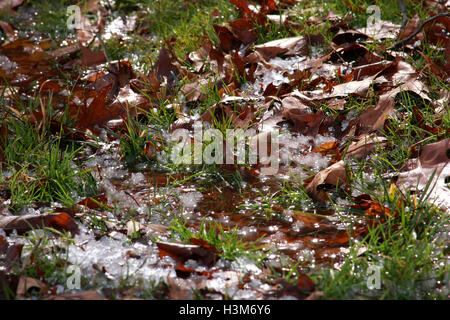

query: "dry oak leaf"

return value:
[157, 241, 218, 267]
[0, 20, 15, 39]
[16, 276, 47, 298]
[0, 212, 79, 236]
[394, 139, 450, 209]
[345, 133, 388, 160]
[306, 160, 347, 201]
[255, 36, 308, 60]
[45, 290, 104, 300]
[358, 59, 429, 134]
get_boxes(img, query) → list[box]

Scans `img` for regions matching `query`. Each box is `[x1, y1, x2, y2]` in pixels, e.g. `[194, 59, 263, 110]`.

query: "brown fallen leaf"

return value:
[73, 84, 124, 129]
[357, 20, 401, 40]
[0, 0, 24, 12]
[255, 36, 308, 60]
[228, 17, 257, 45]
[357, 59, 430, 133]
[419, 138, 450, 167]
[0, 20, 15, 39]
[45, 290, 104, 300]
[357, 92, 395, 133]
[281, 108, 325, 136]
[306, 160, 347, 201]
[213, 24, 241, 52]
[312, 141, 341, 163]
[296, 272, 316, 293]
[182, 78, 210, 102]
[0, 212, 79, 236]
[77, 193, 112, 210]
[155, 44, 179, 87]
[392, 139, 450, 209]
[344, 133, 387, 160]
[80, 45, 106, 66]
[167, 276, 193, 300]
[156, 240, 219, 267]
[398, 15, 422, 45]
[80, 0, 101, 13]
[268, 273, 315, 299]
[305, 290, 324, 300]
[16, 276, 47, 298]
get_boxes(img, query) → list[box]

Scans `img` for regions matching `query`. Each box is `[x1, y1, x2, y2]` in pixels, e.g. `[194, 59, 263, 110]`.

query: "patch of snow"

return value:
[177, 190, 203, 211]
[67, 225, 171, 285]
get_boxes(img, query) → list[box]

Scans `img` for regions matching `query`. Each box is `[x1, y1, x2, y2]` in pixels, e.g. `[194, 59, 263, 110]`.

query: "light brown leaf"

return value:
[255, 36, 308, 60]
[392, 139, 450, 209]
[0, 20, 15, 39]
[16, 276, 47, 298]
[45, 290, 104, 300]
[345, 133, 387, 160]
[306, 160, 347, 201]
[0, 0, 24, 12]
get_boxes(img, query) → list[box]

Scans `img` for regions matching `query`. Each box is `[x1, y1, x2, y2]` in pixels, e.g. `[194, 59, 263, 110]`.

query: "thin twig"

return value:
[389, 12, 450, 50]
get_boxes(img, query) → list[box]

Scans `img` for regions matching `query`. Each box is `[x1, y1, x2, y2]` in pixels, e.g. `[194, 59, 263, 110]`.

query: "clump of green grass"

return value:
[1, 117, 97, 210]
[169, 216, 268, 262]
[311, 173, 449, 299]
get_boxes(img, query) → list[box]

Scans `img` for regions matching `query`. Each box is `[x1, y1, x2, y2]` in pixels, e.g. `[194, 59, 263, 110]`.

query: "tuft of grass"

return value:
[169, 216, 268, 262]
[311, 172, 449, 299]
[1, 117, 97, 210]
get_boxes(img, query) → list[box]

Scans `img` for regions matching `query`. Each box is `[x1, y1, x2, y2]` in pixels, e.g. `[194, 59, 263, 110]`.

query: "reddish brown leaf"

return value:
[156, 240, 218, 267]
[228, 18, 257, 45]
[358, 93, 395, 133]
[80, 45, 106, 66]
[74, 84, 125, 129]
[0, 213, 79, 236]
[155, 44, 179, 85]
[364, 201, 392, 218]
[312, 141, 341, 163]
[296, 273, 315, 293]
[77, 194, 112, 210]
[213, 24, 241, 52]
[45, 213, 79, 235]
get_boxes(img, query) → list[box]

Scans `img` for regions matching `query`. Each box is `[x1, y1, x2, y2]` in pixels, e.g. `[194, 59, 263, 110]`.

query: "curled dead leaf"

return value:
[16, 276, 47, 298]
[255, 36, 308, 60]
[157, 240, 218, 267]
[0, 212, 79, 236]
[306, 160, 347, 201]
[345, 133, 387, 160]
[388, 139, 450, 209]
